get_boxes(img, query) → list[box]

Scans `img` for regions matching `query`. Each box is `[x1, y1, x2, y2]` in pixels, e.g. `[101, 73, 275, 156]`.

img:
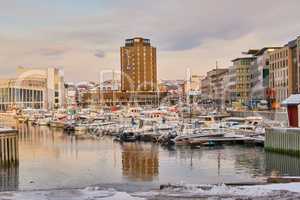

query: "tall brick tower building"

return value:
[121, 37, 157, 92]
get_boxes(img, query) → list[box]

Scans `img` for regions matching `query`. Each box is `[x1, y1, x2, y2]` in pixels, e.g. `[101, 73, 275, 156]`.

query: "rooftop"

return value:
[282, 94, 300, 106]
[125, 37, 151, 46]
[254, 47, 281, 56]
[231, 57, 256, 62]
[242, 49, 260, 55]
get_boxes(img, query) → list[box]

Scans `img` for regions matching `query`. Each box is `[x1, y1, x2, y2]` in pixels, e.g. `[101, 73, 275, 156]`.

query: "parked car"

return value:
[257, 100, 269, 110]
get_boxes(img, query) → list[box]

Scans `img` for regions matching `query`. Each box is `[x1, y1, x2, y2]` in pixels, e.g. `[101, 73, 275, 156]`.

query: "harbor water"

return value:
[1, 121, 300, 192]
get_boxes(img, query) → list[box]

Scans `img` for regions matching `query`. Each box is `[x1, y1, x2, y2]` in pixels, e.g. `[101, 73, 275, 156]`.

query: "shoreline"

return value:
[1, 182, 300, 200]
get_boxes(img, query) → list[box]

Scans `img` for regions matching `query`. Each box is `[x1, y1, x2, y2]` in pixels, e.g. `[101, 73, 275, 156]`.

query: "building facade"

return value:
[269, 46, 291, 104]
[65, 83, 78, 108]
[0, 67, 64, 111]
[210, 68, 228, 103]
[201, 77, 210, 99]
[250, 48, 279, 102]
[201, 68, 228, 102]
[297, 37, 300, 93]
[100, 80, 121, 91]
[0, 77, 46, 111]
[45, 68, 65, 110]
[225, 65, 236, 103]
[232, 57, 256, 103]
[121, 37, 157, 92]
[185, 75, 205, 92]
[269, 37, 300, 105]
[289, 36, 300, 94]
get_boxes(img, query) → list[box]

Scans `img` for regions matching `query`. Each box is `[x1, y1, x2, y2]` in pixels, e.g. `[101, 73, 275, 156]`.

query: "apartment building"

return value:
[232, 57, 256, 103]
[223, 66, 236, 103]
[250, 47, 279, 102]
[269, 46, 291, 104]
[185, 75, 205, 93]
[121, 37, 157, 92]
[210, 69, 228, 103]
[269, 37, 300, 104]
[201, 77, 210, 99]
[201, 68, 228, 102]
[289, 36, 300, 93]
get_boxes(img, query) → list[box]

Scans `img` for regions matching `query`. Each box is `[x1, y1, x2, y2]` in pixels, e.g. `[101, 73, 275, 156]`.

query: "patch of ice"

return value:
[246, 182, 300, 193]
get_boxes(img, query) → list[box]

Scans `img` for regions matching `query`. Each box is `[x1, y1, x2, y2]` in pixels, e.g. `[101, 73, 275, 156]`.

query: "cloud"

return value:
[94, 50, 105, 58]
[38, 0, 300, 52]
[38, 46, 69, 57]
[0, 0, 300, 81]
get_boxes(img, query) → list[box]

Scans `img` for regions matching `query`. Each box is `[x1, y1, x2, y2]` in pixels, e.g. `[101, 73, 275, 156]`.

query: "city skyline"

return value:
[0, 0, 300, 82]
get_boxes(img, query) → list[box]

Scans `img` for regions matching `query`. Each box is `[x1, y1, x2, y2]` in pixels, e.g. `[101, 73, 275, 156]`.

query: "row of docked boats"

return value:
[13, 106, 284, 146]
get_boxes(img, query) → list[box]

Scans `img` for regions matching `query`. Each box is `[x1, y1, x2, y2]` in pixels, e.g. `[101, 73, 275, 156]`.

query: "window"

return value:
[55, 91, 59, 97]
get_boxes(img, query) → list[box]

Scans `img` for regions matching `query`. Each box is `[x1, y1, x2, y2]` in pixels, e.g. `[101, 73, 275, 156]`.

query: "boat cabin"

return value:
[127, 107, 142, 117]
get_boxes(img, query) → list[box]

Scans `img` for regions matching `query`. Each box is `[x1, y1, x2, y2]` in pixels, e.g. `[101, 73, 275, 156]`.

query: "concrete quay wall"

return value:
[265, 128, 300, 156]
[230, 111, 288, 122]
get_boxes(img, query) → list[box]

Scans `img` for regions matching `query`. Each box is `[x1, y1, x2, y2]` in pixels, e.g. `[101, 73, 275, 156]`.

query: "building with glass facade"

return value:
[0, 67, 64, 111]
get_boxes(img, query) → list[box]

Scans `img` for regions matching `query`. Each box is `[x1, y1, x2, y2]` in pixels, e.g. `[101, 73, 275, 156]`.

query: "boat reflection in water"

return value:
[3, 120, 300, 191]
[234, 147, 266, 177]
[121, 143, 159, 181]
[0, 164, 19, 191]
[266, 151, 300, 176]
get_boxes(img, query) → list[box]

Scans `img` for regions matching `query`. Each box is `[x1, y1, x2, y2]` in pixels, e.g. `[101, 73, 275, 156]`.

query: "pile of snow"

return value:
[246, 182, 300, 193]
[0, 127, 15, 132]
[1, 183, 300, 200]
[134, 183, 300, 199]
[0, 187, 145, 200]
[134, 184, 273, 198]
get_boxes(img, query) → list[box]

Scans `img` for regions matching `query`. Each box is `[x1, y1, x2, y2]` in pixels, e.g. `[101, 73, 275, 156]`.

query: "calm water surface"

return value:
[1, 122, 300, 192]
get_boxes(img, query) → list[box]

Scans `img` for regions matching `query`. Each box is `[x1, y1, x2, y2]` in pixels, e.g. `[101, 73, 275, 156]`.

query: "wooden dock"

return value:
[0, 128, 19, 165]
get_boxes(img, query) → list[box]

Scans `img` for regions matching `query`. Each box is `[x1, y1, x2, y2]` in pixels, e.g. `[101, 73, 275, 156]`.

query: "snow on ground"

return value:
[1, 183, 300, 200]
[246, 182, 300, 193]
[0, 187, 145, 200]
[133, 184, 292, 199]
[0, 127, 15, 132]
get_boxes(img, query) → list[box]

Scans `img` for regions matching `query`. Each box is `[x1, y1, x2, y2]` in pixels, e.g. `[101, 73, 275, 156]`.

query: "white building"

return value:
[0, 67, 65, 111]
[185, 75, 205, 94]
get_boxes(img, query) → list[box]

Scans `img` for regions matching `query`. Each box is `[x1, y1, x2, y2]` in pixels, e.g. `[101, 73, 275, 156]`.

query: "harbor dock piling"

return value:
[0, 128, 19, 165]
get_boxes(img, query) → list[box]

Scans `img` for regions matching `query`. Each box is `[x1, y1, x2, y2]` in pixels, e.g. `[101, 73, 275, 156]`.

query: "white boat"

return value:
[126, 107, 143, 118]
[38, 118, 51, 126]
[245, 116, 263, 126]
[230, 124, 257, 136]
[174, 128, 226, 145]
[164, 112, 179, 122]
[196, 115, 218, 127]
[74, 124, 88, 133]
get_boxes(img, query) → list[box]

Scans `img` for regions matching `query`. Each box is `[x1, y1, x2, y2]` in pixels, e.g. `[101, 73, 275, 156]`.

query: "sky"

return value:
[0, 0, 300, 82]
